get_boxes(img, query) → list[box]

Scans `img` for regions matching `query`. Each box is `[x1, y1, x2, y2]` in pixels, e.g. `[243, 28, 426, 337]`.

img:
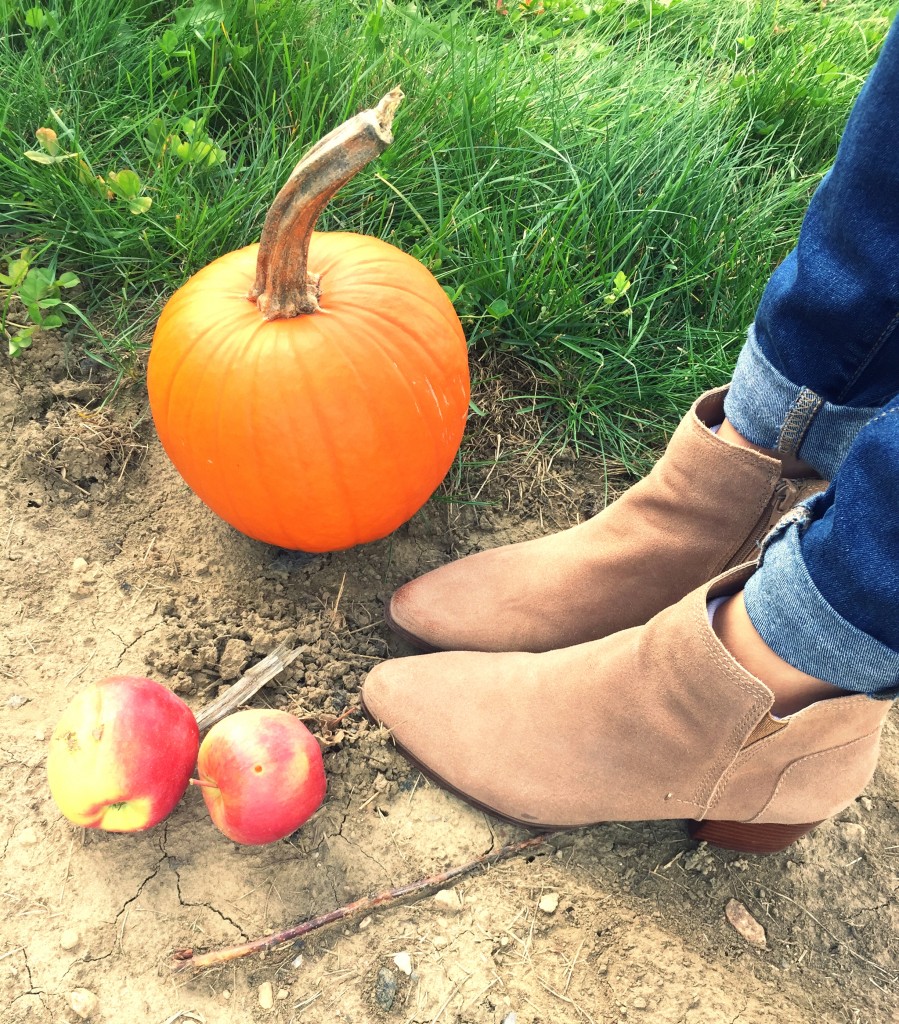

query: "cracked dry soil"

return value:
[1, 340, 897, 1024]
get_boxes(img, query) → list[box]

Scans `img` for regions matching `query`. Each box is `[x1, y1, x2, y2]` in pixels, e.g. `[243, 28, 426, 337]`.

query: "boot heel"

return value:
[688, 818, 823, 854]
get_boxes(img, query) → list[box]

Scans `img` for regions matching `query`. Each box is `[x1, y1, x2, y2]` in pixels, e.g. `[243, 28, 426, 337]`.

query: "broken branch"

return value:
[171, 832, 555, 971]
[193, 642, 305, 733]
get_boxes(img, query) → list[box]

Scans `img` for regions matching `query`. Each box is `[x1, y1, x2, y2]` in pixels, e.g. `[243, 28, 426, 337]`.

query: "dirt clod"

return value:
[374, 966, 398, 1011]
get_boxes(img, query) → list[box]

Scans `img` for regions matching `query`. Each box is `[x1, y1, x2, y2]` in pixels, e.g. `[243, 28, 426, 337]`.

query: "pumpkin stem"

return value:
[249, 88, 404, 321]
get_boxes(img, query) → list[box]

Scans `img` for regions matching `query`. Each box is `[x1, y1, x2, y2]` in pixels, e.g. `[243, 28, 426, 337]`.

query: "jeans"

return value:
[722, 16, 899, 698]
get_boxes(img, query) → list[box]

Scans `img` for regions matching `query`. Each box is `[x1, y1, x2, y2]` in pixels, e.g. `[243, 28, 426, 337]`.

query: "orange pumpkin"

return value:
[147, 90, 470, 552]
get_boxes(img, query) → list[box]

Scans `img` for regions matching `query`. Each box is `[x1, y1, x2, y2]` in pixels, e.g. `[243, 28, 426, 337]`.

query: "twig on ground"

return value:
[171, 833, 555, 972]
[193, 643, 305, 733]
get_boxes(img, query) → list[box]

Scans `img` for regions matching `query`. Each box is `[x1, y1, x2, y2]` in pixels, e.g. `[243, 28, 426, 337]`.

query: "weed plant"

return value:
[0, 0, 895, 463]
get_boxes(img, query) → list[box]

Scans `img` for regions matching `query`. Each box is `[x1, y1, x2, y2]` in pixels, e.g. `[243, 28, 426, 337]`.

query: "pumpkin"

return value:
[147, 89, 470, 552]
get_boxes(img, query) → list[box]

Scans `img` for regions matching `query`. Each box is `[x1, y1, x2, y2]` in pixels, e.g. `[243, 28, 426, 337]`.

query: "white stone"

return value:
[258, 981, 274, 1010]
[393, 951, 413, 976]
[538, 893, 560, 914]
[432, 888, 463, 912]
[69, 989, 99, 1020]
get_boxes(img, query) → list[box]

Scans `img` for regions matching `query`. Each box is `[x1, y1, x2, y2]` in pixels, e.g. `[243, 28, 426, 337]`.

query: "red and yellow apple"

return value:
[47, 676, 200, 832]
[195, 709, 326, 845]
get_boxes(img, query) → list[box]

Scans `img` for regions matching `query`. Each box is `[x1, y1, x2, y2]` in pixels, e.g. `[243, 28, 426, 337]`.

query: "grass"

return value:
[1, 0, 895, 467]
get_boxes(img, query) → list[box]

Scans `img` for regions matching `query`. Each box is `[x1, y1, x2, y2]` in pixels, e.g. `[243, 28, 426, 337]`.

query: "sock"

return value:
[707, 595, 728, 625]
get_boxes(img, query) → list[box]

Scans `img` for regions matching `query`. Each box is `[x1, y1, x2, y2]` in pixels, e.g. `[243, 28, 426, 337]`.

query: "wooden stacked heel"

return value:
[688, 819, 823, 854]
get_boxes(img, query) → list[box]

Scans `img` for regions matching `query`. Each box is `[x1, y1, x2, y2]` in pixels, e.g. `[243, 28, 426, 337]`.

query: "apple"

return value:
[47, 676, 200, 832]
[195, 709, 326, 845]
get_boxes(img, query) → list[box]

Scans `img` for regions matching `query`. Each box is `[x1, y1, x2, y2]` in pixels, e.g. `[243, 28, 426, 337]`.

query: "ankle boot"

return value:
[388, 388, 826, 654]
[364, 566, 891, 853]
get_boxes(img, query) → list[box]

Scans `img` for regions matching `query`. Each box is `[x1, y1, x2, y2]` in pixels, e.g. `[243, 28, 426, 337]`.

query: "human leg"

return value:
[723, 17, 899, 479]
[736, 395, 899, 699]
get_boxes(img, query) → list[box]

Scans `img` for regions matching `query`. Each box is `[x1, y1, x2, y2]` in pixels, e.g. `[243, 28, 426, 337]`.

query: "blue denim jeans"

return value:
[723, 17, 899, 698]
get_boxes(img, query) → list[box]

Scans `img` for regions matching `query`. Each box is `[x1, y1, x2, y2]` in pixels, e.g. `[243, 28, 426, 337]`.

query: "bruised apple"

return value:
[48, 676, 199, 831]
[196, 709, 326, 845]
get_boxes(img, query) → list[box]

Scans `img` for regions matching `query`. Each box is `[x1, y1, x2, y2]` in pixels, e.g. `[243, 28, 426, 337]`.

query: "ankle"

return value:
[716, 418, 819, 479]
[712, 592, 847, 716]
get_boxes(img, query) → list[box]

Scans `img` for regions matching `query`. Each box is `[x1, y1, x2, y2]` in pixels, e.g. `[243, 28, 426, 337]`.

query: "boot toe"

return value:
[387, 579, 448, 652]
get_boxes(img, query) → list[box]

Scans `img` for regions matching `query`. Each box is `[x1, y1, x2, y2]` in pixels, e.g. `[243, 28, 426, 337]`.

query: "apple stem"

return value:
[188, 778, 219, 790]
[171, 832, 556, 971]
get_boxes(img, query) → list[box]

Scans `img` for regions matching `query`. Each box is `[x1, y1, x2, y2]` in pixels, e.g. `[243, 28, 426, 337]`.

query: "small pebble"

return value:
[60, 928, 80, 951]
[393, 951, 413, 976]
[725, 899, 767, 948]
[69, 988, 99, 1020]
[375, 967, 398, 1011]
[17, 827, 38, 847]
[277, 988, 289, 1001]
[33, 728, 46, 742]
[72, 557, 88, 574]
[258, 981, 274, 1010]
[359, 916, 372, 931]
[860, 796, 873, 811]
[5, 695, 29, 710]
[222, 989, 231, 1000]
[633, 996, 648, 1010]
[432, 889, 463, 912]
[291, 954, 304, 969]
[538, 893, 560, 914]
[432, 936, 449, 949]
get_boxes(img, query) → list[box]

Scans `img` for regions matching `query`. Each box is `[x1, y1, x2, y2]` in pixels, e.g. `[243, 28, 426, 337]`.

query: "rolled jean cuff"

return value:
[743, 517, 899, 698]
[723, 325, 883, 479]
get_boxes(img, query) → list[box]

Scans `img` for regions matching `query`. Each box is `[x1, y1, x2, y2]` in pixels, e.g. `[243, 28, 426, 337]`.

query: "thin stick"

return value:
[193, 642, 305, 733]
[171, 833, 554, 972]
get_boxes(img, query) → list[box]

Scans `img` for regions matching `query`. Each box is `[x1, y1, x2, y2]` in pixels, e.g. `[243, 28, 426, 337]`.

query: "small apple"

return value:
[47, 676, 200, 832]
[195, 709, 326, 845]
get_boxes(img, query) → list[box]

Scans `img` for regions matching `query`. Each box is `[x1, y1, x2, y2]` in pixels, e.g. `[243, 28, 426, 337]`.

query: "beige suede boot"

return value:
[364, 566, 891, 854]
[388, 388, 826, 653]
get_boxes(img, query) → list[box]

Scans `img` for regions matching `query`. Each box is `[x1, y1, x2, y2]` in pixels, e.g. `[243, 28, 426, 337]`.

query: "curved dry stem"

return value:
[249, 88, 404, 321]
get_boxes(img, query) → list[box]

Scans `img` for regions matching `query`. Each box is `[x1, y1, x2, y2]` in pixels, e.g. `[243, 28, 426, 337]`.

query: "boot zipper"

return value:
[723, 479, 796, 570]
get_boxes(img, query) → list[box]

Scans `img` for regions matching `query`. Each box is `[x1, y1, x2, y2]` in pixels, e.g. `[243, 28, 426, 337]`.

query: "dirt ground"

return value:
[1, 338, 897, 1024]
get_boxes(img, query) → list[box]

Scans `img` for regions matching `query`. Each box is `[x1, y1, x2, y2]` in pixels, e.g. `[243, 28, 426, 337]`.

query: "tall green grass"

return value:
[1, 0, 895, 463]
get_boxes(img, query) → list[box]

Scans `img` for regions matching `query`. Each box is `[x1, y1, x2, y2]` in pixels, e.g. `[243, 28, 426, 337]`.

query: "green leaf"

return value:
[486, 298, 513, 318]
[24, 150, 78, 165]
[106, 169, 142, 199]
[160, 28, 180, 53]
[19, 268, 55, 304]
[39, 314, 64, 329]
[146, 117, 167, 145]
[56, 272, 80, 288]
[9, 329, 36, 357]
[4, 259, 30, 288]
[23, 6, 46, 29]
[126, 196, 152, 215]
